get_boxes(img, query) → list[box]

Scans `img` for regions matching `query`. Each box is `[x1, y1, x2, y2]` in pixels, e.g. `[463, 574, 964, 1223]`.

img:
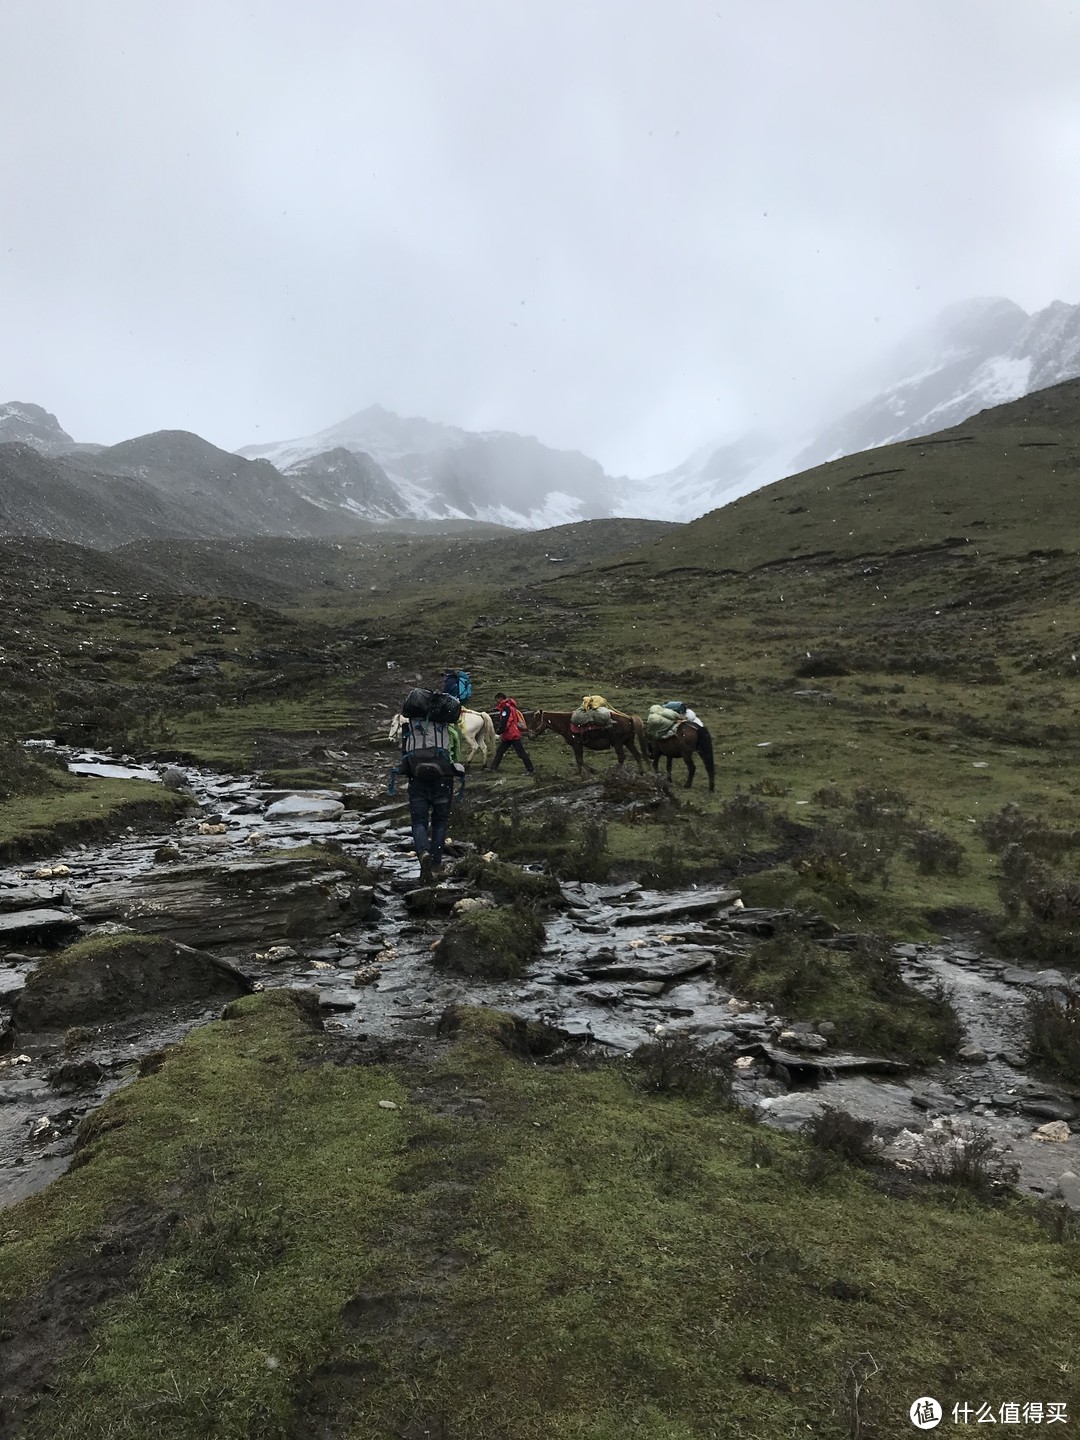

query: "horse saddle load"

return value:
[645, 704, 683, 741]
[581, 694, 609, 711]
[571, 704, 612, 730]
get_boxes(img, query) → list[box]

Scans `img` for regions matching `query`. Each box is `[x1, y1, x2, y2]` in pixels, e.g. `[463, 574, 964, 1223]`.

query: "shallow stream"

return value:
[1, 746, 1077, 1207]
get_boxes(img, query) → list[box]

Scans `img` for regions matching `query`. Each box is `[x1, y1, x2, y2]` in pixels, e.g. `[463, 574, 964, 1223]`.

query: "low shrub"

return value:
[977, 804, 1074, 860]
[907, 826, 964, 876]
[849, 785, 911, 834]
[1026, 989, 1080, 1085]
[793, 823, 894, 890]
[714, 791, 775, 848]
[626, 1031, 733, 1104]
[803, 1106, 879, 1167]
[918, 1123, 1019, 1197]
[812, 784, 846, 809]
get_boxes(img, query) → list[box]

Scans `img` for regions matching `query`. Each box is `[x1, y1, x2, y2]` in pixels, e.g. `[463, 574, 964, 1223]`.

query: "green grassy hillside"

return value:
[628, 379, 1080, 575]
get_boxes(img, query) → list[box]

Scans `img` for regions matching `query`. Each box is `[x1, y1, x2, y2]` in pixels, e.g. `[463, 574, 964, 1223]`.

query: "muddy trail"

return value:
[1, 746, 1078, 1210]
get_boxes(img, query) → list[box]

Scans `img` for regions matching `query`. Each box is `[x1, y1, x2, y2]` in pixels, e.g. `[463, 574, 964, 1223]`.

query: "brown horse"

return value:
[647, 722, 715, 791]
[524, 709, 647, 777]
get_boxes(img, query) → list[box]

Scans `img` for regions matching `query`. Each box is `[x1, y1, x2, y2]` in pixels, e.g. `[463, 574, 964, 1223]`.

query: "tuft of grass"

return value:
[723, 929, 962, 1063]
[433, 902, 546, 979]
[452, 855, 563, 905]
[0, 777, 190, 862]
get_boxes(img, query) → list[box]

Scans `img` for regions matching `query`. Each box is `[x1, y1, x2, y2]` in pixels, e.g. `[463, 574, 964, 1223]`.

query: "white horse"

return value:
[388, 708, 497, 767]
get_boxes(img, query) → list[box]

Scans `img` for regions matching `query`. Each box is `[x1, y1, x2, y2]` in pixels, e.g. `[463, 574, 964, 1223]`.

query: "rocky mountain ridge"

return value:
[636, 294, 1080, 520]
[4, 293, 1080, 543]
[240, 404, 613, 527]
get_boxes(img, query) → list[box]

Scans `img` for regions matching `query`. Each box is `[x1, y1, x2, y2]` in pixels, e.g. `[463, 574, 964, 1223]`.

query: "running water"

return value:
[1, 747, 1077, 1207]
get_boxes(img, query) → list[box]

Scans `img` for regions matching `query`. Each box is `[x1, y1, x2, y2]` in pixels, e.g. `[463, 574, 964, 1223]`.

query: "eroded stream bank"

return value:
[1, 746, 1078, 1209]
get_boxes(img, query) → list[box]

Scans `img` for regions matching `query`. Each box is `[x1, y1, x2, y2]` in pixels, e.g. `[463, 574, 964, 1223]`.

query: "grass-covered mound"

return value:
[720, 929, 963, 1064]
[0, 770, 191, 863]
[0, 992, 1076, 1438]
[433, 902, 546, 979]
[13, 933, 252, 1030]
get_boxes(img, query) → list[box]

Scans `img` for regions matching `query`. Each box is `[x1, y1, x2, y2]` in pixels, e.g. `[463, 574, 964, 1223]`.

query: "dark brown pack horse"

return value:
[647, 722, 715, 790]
[524, 709, 647, 777]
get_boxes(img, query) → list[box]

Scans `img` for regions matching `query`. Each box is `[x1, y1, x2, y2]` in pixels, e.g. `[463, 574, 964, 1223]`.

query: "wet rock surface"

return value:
[1, 746, 1078, 1208]
[13, 936, 252, 1030]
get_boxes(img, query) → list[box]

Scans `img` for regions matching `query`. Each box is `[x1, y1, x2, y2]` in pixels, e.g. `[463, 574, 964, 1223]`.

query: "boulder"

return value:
[1033, 1121, 1072, 1143]
[957, 1044, 988, 1064]
[575, 948, 713, 983]
[1056, 1172, 1080, 1211]
[1019, 1099, 1078, 1122]
[13, 934, 252, 1030]
[612, 890, 741, 926]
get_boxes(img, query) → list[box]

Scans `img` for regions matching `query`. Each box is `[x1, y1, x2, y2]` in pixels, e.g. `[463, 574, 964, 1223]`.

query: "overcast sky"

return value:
[3, 0, 1080, 474]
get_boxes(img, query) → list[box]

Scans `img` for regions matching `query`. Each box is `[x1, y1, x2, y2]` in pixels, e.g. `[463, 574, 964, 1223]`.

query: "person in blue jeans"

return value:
[408, 772, 454, 885]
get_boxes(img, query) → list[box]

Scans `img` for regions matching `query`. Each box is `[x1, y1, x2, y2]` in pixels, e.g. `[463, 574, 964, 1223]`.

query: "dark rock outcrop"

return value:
[13, 934, 252, 1029]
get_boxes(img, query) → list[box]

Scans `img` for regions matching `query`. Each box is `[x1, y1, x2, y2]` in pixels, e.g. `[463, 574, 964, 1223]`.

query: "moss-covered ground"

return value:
[2, 993, 1076, 1439]
[0, 772, 190, 862]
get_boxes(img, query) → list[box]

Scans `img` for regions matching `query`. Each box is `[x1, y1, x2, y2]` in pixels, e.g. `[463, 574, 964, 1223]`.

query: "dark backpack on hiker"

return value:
[389, 689, 463, 793]
[400, 718, 456, 781]
[403, 687, 461, 725]
[664, 700, 688, 715]
[443, 670, 472, 703]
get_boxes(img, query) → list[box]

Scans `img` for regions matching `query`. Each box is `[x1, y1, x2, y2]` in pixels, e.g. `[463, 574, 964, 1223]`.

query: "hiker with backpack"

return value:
[390, 687, 466, 883]
[443, 669, 473, 704]
[491, 692, 535, 775]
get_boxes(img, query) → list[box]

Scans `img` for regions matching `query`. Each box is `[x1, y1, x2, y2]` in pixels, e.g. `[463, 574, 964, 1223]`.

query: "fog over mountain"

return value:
[4, 292, 1080, 540]
[4, 1, 1080, 480]
[631, 294, 1080, 520]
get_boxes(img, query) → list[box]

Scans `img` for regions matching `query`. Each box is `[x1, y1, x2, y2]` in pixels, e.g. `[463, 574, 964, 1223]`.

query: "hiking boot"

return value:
[418, 851, 434, 885]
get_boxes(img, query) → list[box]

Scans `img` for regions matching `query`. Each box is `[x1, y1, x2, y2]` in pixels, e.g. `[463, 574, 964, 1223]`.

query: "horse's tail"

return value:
[697, 725, 716, 792]
[481, 710, 496, 753]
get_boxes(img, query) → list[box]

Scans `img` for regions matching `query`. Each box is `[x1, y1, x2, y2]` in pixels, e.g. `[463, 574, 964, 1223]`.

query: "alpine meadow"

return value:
[1, 379, 1079, 1438]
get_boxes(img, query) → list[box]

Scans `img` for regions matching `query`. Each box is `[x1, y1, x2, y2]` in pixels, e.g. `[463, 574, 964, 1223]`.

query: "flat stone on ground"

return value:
[0, 909, 81, 944]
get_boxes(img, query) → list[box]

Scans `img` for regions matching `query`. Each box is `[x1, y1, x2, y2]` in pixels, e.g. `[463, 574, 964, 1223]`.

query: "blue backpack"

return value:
[664, 700, 688, 715]
[443, 670, 472, 703]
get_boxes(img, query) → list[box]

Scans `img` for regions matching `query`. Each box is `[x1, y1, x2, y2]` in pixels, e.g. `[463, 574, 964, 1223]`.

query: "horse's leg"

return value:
[685, 750, 695, 788]
[665, 756, 674, 780]
[573, 740, 587, 778]
[627, 730, 644, 774]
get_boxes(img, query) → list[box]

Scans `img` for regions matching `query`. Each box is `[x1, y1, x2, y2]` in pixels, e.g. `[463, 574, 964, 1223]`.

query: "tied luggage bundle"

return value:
[645, 704, 684, 741]
[402, 687, 461, 724]
[571, 696, 613, 733]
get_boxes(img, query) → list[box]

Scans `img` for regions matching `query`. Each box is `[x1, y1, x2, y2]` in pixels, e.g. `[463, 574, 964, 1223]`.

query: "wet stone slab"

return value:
[0, 909, 81, 944]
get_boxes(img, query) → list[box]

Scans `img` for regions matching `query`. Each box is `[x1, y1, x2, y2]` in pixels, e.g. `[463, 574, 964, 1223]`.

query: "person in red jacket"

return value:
[491, 692, 535, 774]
